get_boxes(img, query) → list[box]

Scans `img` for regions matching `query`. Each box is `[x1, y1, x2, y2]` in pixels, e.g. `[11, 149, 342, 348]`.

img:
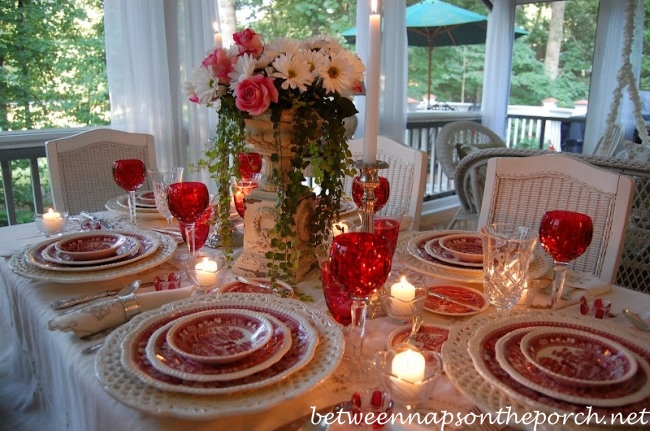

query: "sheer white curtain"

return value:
[104, 0, 218, 183]
[354, 0, 407, 144]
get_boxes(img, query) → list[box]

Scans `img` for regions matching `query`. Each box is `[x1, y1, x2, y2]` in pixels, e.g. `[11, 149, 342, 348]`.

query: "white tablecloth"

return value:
[1, 213, 649, 431]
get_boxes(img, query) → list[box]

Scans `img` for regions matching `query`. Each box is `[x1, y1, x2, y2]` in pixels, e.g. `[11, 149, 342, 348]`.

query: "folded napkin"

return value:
[48, 287, 193, 337]
[529, 271, 611, 309]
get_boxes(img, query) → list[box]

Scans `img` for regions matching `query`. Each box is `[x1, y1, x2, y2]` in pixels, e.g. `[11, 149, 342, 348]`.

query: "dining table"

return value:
[1, 207, 649, 431]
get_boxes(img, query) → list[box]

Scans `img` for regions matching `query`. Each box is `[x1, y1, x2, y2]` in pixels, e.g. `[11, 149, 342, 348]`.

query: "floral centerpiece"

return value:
[185, 28, 365, 281]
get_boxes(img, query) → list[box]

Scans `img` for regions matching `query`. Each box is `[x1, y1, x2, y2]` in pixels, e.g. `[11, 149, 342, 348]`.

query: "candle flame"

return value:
[371, 0, 378, 14]
[212, 21, 220, 33]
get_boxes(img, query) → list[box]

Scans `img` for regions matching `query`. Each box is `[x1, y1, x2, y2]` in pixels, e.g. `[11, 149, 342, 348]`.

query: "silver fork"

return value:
[539, 282, 574, 300]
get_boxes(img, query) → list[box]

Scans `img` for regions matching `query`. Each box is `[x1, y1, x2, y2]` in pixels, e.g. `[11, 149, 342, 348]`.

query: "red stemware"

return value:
[167, 182, 210, 260]
[180, 205, 212, 251]
[112, 159, 146, 224]
[232, 179, 259, 218]
[328, 232, 392, 383]
[351, 176, 390, 213]
[237, 152, 263, 180]
[320, 260, 353, 326]
[539, 210, 593, 309]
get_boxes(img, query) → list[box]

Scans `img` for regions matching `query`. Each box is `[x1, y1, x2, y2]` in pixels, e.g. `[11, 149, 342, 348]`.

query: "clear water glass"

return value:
[148, 168, 184, 225]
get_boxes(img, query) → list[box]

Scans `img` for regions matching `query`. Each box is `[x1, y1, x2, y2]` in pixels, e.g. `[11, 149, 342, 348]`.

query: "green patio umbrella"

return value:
[342, 0, 527, 107]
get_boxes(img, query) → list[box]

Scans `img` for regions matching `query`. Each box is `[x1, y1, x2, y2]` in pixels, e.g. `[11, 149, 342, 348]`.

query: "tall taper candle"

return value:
[213, 22, 222, 49]
[363, 0, 380, 163]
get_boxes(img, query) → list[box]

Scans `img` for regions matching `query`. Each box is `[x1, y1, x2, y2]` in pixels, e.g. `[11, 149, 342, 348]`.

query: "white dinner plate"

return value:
[105, 195, 164, 219]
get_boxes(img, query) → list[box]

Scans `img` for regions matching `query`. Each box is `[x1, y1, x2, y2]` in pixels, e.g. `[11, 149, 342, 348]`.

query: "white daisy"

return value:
[317, 50, 353, 95]
[273, 53, 312, 92]
[187, 65, 217, 104]
[229, 54, 257, 90]
[302, 49, 327, 76]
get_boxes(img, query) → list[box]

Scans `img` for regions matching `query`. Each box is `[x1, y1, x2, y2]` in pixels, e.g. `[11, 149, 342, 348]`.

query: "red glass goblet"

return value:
[329, 232, 393, 383]
[112, 159, 146, 224]
[237, 152, 263, 180]
[232, 179, 259, 218]
[352, 176, 390, 213]
[539, 210, 593, 309]
[320, 259, 353, 326]
[167, 182, 210, 260]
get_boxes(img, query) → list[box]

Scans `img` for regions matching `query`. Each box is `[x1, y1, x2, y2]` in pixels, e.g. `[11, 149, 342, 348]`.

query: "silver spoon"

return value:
[407, 314, 423, 345]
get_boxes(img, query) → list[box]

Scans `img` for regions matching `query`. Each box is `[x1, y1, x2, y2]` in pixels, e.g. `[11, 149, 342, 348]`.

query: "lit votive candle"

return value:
[391, 276, 415, 302]
[391, 348, 425, 383]
[38, 208, 67, 236]
[194, 257, 219, 286]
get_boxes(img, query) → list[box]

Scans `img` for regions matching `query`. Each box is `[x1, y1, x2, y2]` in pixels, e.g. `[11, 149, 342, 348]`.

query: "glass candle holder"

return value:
[379, 277, 427, 323]
[35, 209, 69, 237]
[184, 256, 226, 294]
[374, 344, 443, 410]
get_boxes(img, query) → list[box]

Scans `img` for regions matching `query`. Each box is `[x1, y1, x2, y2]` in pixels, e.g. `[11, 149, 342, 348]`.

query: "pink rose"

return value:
[202, 48, 233, 83]
[234, 75, 279, 116]
[233, 28, 264, 57]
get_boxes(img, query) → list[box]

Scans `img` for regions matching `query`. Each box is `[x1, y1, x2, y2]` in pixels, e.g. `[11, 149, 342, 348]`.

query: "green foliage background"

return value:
[1, 0, 649, 225]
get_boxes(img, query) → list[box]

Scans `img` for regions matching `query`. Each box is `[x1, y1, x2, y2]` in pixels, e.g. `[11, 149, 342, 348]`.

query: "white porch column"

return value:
[481, 0, 516, 139]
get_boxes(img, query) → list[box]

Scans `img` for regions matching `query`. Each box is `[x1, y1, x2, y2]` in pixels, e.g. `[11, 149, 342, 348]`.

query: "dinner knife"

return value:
[428, 291, 481, 312]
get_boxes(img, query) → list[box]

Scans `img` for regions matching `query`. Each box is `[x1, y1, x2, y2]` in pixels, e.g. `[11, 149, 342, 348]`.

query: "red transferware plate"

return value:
[387, 324, 450, 352]
[424, 285, 488, 316]
[520, 327, 637, 387]
[494, 327, 650, 407]
[166, 309, 273, 364]
[438, 233, 483, 263]
[54, 232, 125, 260]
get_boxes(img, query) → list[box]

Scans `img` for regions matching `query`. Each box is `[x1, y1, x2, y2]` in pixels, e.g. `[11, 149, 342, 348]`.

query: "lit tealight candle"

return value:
[41, 208, 65, 234]
[332, 220, 351, 237]
[390, 276, 416, 302]
[194, 257, 219, 286]
[391, 348, 425, 383]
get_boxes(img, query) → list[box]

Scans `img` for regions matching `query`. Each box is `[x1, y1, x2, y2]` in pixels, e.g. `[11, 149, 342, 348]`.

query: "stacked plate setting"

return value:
[443, 310, 650, 428]
[106, 190, 163, 219]
[400, 230, 549, 284]
[96, 293, 344, 419]
[9, 228, 176, 283]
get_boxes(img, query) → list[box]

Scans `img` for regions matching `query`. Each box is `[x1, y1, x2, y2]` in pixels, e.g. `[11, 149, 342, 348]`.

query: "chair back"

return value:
[46, 129, 157, 214]
[435, 120, 505, 179]
[477, 154, 634, 284]
[343, 136, 427, 230]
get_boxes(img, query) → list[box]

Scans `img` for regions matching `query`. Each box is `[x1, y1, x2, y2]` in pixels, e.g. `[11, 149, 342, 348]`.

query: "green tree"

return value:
[0, 0, 109, 131]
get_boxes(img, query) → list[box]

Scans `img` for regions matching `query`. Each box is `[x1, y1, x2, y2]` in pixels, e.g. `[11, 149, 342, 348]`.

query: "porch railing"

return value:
[0, 109, 589, 226]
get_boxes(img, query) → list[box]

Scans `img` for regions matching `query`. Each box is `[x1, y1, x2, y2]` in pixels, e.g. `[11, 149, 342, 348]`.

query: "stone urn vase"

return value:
[232, 110, 317, 282]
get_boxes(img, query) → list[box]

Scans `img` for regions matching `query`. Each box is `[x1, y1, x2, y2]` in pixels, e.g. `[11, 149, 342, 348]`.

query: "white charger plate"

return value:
[96, 293, 343, 419]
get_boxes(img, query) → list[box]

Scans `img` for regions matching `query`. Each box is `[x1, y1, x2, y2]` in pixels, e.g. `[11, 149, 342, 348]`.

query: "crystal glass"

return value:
[480, 223, 538, 311]
[329, 232, 393, 384]
[539, 210, 593, 309]
[167, 182, 210, 261]
[352, 175, 390, 213]
[184, 256, 227, 294]
[112, 159, 146, 224]
[148, 168, 184, 226]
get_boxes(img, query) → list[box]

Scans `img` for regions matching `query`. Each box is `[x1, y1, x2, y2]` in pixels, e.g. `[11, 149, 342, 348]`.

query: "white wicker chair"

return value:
[46, 129, 157, 214]
[343, 136, 427, 230]
[435, 121, 506, 229]
[456, 148, 650, 292]
[477, 153, 634, 285]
